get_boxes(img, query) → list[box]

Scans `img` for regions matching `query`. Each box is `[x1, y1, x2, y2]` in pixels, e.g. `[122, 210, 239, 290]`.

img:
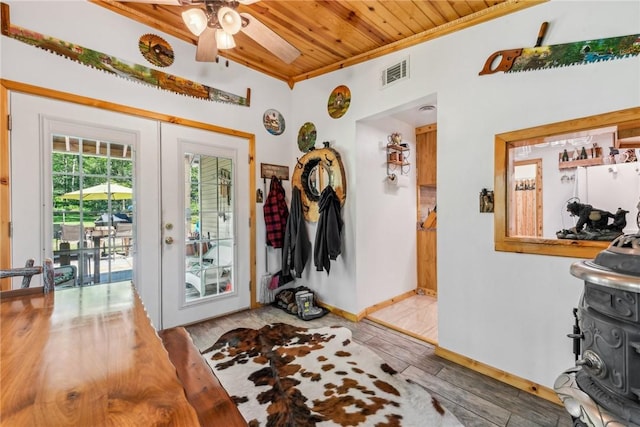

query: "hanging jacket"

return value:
[282, 187, 311, 278]
[314, 186, 343, 274]
[263, 177, 288, 248]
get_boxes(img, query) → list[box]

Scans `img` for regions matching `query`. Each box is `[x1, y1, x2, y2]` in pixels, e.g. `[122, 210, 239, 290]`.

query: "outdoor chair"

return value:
[0, 258, 55, 293]
[59, 224, 90, 264]
[115, 223, 133, 256]
[61, 224, 83, 242]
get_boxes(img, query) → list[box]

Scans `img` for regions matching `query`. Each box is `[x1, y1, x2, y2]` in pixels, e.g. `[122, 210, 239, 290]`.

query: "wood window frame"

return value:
[494, 106, 640, 258]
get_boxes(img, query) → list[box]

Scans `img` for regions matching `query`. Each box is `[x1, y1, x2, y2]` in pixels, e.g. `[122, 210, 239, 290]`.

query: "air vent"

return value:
[381, 57, 409, 88]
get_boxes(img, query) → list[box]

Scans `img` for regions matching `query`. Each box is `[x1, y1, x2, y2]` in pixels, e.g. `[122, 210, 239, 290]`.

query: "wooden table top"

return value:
[1, 282, 199, 426]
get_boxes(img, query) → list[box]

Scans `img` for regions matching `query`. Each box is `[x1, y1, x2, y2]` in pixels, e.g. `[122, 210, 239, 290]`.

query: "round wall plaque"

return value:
[327, 85, 351, 119]
[139, 34, 174, 67]
[297, 122, 317, 152]
[263, 109, 285, 135]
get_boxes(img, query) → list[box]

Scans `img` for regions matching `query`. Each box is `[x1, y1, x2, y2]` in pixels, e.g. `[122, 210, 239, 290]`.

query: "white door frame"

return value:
[2, 81, 257, 328]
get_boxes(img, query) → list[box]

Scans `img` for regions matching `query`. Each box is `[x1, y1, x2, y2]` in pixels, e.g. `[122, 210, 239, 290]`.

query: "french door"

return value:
[160, 124, 250, 328]
[9, 92, 250, 328]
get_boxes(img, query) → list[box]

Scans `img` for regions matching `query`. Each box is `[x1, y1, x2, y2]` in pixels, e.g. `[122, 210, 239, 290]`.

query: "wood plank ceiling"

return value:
[93, 0, 545, 87]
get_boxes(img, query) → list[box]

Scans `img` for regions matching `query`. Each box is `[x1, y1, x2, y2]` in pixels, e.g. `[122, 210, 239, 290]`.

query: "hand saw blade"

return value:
[480, 34, 640, 75]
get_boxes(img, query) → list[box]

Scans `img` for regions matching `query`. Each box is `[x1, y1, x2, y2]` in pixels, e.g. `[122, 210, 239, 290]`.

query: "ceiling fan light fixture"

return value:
[218, 6, 242, 34]
[215, 29, 236, 49]
[182, 8, 208, 36]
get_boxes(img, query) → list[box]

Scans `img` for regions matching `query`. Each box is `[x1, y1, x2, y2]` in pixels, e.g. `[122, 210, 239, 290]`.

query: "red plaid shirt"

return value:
[263, 177, 289, 248]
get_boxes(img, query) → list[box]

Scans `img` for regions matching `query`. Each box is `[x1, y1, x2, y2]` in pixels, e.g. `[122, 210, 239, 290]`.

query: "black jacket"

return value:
[314, 186, 343, 274]
[282, 187, 311, 278]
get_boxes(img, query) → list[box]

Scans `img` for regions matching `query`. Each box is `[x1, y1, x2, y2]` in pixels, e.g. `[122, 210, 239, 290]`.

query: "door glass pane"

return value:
[51, 135, 134, 287]
[185, 153, 234, 301]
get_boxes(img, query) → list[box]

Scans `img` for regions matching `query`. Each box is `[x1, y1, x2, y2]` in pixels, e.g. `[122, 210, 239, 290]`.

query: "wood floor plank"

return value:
[436, 363, 565, 425]
[431, 391, 502, 427]
[364, 335, 443, 375]
[401, 365, 512, 425]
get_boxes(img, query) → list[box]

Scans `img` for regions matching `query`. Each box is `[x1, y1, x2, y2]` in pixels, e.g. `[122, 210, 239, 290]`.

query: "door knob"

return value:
[165, 223, 173, 230]
[165, 236, 174, 244]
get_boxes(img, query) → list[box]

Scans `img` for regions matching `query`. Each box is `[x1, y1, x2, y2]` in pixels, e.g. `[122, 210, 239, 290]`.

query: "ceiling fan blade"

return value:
[239, 13, 300, 64]
[196, 26, 218, 62]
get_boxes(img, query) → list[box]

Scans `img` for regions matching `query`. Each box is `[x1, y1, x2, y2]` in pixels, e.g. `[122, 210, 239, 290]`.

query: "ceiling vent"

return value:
[381, 57, 409, 88]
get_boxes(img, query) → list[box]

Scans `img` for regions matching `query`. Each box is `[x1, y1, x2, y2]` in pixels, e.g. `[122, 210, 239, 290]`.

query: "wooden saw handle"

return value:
[535, 22, 549, 47]
[478, 48, 523, 75]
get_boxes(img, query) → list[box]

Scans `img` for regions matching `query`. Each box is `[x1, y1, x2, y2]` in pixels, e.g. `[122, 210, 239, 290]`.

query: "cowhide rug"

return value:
[202, 323, 462, 427]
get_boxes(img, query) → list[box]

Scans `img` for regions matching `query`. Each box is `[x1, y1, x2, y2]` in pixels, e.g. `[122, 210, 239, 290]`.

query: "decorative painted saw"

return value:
[480, 22, 640, 75]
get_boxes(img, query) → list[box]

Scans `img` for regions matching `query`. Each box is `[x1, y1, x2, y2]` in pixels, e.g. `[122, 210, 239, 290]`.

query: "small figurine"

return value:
[557, 200, 627, 241]
[388, 132, 402, 145]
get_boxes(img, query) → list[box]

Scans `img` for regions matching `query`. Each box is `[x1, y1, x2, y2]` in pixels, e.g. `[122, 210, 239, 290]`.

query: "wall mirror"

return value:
[495, 106, 640, 258]
[292, 146, 346, 222]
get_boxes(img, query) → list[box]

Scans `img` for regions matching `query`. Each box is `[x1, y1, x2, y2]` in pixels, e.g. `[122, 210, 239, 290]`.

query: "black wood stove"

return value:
[555, 234, 640, 427]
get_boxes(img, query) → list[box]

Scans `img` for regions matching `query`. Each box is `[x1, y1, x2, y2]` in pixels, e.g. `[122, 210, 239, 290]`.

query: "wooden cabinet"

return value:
[416, 124, 437, 295]
[417, 230, 437, 295]
[417, 128, 437, 186]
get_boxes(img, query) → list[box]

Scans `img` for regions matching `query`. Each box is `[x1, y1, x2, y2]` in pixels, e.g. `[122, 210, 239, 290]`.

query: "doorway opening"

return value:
[511, 159, 543, 237]
[367, 119, 438, 345]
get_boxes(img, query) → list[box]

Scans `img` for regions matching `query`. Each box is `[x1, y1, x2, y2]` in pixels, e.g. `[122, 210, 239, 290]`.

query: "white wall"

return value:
[583, 161, 640, 234]
[289, 0, 640, 391]
[3, 0, 640, 393]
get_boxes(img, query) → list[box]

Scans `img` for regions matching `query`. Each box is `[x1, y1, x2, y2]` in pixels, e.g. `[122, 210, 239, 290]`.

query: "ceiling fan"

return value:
[122, 0, 300, 64]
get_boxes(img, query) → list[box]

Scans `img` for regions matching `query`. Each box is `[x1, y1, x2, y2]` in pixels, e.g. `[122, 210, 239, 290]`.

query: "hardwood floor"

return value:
[186, 306, 574, 427]
[367, 294, 439, 344]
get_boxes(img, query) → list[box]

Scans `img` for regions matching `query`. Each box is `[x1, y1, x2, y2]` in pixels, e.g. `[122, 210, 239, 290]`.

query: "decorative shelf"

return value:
[558, 157, 604, 169]
[387, 159, 410, 166]
[387, 143, 410, 176]
[558, 147, 603, 169]
[387, 143, 410, 153]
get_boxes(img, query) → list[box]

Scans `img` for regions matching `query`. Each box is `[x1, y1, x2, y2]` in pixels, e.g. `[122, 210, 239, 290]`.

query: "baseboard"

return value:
[435, 346, 562, 406]
[416, 287, 437, 297]
[317, 301, 361, 322]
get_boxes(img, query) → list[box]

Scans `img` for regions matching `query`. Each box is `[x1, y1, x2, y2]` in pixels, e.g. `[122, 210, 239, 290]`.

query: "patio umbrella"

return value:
[61, 182, 132, 201]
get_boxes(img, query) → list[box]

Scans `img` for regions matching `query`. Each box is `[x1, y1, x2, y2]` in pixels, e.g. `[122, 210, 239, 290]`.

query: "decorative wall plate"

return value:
[139, 34, 174, 67]
[327, 85, 351, 119]
[263, 109, 285, 135]
[297, 122, 317, 152]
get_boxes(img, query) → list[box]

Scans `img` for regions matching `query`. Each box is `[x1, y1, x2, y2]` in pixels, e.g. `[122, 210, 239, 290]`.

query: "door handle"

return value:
[165, 236, 174, 244]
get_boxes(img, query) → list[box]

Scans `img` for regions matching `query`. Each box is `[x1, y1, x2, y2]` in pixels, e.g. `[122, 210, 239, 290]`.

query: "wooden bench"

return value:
[159, 326, 247, 427]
